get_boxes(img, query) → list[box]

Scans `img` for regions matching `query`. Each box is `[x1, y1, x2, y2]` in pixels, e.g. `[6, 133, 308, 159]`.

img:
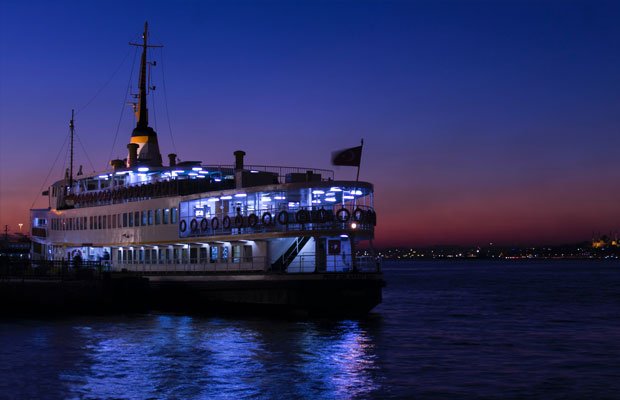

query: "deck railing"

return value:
[0, 259, 107, 280]
[113, 254, 381, 274]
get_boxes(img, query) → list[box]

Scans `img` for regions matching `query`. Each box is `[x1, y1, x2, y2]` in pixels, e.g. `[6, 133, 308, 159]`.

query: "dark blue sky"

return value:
[1, 0, 619, 245]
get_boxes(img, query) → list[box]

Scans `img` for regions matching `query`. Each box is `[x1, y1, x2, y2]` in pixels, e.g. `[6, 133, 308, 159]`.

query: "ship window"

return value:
[108, 215, 112, 229]
[117, 250, 122, 263]
[199, 247, 207, 262]
[141, 211, 147, 226]
[243, 245, 252, 262]
[145, 249, 150, 263]
[151, 249, 157, 264]
[134, 211, 140, 227]
[221, 246, 229, 262]
[155, 209, 161, 225]
[148, 210, 153, 225]
[139, 249, 144, 263]
[103, 215, 107, 229]
[128, 212, 134, 227]
[163, 208, 170, 224]
[171, 207, 178, 224]
[112, 214, 117, 229]
[123, 213, 128, 228]
[210, 246, 218, 263]
[232, 245, 241, 263]
[98, 215, 102, 230]
[190, 247, 197, 264]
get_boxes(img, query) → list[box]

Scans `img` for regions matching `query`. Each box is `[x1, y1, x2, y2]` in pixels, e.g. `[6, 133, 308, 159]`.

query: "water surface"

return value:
[1, 260, 619, 398]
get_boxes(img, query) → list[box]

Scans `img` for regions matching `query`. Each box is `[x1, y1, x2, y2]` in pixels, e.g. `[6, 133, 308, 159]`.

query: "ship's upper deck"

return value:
[50, 161, 364, 210]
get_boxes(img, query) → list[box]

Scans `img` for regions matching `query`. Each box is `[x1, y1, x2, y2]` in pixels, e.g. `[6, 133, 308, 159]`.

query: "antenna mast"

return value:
[69, 109, 75, 190]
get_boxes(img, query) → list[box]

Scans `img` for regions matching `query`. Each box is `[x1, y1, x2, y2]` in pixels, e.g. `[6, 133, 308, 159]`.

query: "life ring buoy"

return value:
[248, 213, 258, 227]
[262, 212, 272, 226]
[336, 208, 350, 223]
[223, 216, 231, 229]
[200, 218, 208, 231]
[277, 210, 289, 225]
[180, 219, 187, 232]
[211, 216, 220, 230]
[353, 207, 365, 223]
[190, 218, 198, 232]
[296, 209, 310, 224]
[234, 215, 243, 228]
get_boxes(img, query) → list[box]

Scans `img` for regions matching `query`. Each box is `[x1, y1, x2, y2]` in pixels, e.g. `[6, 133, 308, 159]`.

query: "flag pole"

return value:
[356, 138, 364, 182]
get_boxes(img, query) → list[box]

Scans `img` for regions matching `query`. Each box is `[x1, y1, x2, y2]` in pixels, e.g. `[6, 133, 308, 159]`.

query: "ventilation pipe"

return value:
[127, 143, 139, 168]
[168, 153, 177, 167]
[234, 150, 246, 171]
[110, 159, 125, 170]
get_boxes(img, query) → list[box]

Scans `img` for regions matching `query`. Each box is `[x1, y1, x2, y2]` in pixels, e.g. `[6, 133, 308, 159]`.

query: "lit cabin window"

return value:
[163, 209, 170, 224]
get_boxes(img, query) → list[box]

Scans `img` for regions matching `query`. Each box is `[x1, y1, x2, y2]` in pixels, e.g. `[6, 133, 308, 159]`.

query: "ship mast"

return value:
[127, 21, 163, 167]
[136, 22, 149, 129]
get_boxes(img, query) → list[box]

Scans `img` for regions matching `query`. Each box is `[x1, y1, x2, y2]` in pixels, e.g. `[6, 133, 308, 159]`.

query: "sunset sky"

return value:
[1, 0, 619, 247]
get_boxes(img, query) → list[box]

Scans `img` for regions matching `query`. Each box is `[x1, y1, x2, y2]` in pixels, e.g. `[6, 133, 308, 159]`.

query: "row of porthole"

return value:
[179, 208, 377, 233]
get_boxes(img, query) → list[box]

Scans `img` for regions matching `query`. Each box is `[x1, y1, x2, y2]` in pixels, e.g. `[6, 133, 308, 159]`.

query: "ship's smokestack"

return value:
[234, 150, 246, 171]
[127, 143, 139, 167]
[168, 153, 177, 167]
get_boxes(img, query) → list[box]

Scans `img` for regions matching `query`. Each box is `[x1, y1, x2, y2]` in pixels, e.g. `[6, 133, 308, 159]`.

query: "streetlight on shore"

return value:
[18, 223, 23, 233]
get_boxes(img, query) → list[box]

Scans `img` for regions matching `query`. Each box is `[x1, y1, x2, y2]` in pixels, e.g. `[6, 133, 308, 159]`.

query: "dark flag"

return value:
[332, 145, 363, 166]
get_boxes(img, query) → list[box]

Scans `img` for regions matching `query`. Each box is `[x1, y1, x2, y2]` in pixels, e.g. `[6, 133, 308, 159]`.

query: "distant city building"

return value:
[592, 233, 619, 249]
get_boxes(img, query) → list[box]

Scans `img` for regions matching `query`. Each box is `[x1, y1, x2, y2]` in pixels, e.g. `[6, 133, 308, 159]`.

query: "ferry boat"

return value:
[29, 23, 383, 315]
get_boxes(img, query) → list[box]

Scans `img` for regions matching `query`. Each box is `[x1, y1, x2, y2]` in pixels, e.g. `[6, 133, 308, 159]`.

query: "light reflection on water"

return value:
[16, 315, 381, 399]
[4, 261, 619, 398]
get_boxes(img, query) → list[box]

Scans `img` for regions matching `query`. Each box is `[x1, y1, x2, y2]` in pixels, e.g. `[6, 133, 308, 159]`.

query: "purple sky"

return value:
[1, 0, 619, 246]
